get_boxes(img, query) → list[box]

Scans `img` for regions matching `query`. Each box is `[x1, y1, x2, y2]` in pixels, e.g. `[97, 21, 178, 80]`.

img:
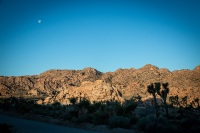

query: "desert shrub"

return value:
[68, 109, 79, 119]
[16, 103, 31, 114]
[123, 99, 137, 115]
[91, 110, 109, 125]
[105, 101, 123, 116]
[78, 98, 90, 110]
[59, 106, 79, 121]
[74, 114, 91, 123]
[32, 108, 41, 114]
[49, 110, 64, 118]
[136, 116, 149, 131]
[177, 107, 184, 115]
[88, 101, 104, 113]
[108, 116, 130, 129]
[52, 101, 62, 110]
[131, 95, 142, 103]
[129, 114, 138, 125]
[106, 100, 138, 117]
[156, 117, 175, 133]
[69, 97, 77, 105]
[48, 111, 56, 117]
[45, 104, 54, 111]
[177, 116, 200, 133]
[33, 103, 41, 109]
[93, 101, 103, 109]
[58, 106, 79, 121]
[0, 99, 8, 110]
[136, 115, 175, 133]
[59, 113, 71, 121]
[115, 104, 124, 116]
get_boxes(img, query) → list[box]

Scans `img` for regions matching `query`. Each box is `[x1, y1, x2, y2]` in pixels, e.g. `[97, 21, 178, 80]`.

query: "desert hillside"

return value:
[0, 64, 200, 104]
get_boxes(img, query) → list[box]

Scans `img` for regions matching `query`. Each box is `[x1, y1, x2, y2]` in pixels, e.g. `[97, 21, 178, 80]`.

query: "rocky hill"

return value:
[0, 64, 200, 105]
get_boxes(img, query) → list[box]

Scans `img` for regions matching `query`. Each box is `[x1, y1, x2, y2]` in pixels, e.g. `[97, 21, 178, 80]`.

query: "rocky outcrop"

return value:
[39, 80, 124, 105]
[0, 65, 200, 104]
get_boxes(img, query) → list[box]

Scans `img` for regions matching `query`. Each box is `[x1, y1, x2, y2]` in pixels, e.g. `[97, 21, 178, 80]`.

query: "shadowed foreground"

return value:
[0, 114, 98, 133]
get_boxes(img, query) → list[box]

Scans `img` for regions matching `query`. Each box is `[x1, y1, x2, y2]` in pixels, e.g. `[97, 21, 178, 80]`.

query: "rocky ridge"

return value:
[0, 65, 200, 105]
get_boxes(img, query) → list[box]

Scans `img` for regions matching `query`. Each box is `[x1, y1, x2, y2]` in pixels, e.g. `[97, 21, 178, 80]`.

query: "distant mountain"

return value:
[0, 64, 200, 104]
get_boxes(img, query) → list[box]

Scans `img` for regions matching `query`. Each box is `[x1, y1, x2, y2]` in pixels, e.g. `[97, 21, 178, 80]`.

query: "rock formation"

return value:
[0, 65, 200, 104]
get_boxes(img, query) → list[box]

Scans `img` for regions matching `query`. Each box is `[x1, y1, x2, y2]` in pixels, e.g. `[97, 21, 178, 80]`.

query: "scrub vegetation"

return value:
[0, 82, 199, 133]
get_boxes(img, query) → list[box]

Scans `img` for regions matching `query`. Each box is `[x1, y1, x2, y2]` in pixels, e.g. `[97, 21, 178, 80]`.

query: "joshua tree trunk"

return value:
[164, 99, 169, 118]
[153, 93, 159, 118]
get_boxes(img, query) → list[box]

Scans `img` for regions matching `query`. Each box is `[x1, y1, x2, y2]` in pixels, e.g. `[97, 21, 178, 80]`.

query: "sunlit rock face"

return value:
[40, 80, 124, 105]
[0, 65, 200, 104]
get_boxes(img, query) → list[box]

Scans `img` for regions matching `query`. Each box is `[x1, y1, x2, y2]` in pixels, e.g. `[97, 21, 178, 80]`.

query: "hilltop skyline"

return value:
[0, 0, 200, 76]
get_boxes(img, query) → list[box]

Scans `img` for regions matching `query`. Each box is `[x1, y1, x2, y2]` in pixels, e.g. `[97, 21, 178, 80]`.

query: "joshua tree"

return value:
[180, 96, 188, 108]
[156, 82, 169, 117]
[147, 83, 160, 117]
[194, 98, 199, 108]
[191, 98, 199, 108]
[169, 95, 180, 108]
[147, 82, 170, 117]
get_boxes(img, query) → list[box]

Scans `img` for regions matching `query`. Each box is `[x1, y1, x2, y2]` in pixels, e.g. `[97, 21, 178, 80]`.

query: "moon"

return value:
[38, 20, 42, 24]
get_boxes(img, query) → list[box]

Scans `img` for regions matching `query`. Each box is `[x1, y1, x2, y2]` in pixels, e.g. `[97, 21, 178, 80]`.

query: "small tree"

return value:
[169, 95, 180, 108]
[69, 97, 77, 105]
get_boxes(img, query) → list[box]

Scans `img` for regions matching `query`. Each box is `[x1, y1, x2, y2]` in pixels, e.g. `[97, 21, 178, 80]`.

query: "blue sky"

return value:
[0, 0, 200, 76]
